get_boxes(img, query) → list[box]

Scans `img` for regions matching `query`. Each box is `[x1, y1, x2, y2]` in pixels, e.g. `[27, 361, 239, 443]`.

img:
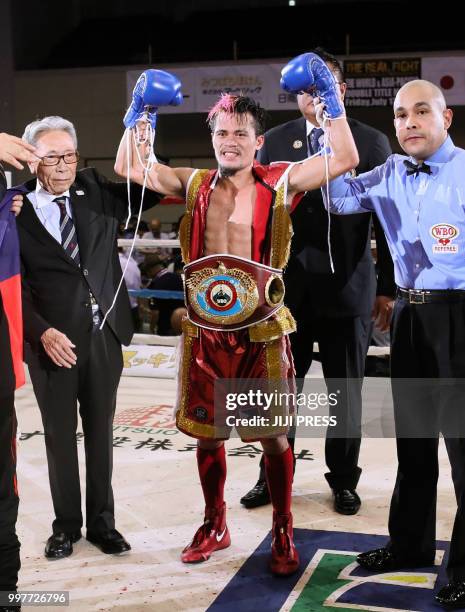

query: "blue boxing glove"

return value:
[280, 53, 344, 119]
[124, 69, 183, 129]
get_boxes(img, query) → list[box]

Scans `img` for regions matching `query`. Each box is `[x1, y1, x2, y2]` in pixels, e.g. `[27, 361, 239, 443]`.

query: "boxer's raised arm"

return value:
[114, 68, 192, 198]
[114, 126, 193, 198]
[279, 53, 358, 195]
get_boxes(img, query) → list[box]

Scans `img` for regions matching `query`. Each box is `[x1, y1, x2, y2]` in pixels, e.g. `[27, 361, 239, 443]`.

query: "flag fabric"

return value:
[0, 184, 28, 389]
[422, 57, 465, 105]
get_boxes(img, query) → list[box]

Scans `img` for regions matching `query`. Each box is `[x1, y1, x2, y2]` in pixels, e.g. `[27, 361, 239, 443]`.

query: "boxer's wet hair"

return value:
[207, 93, 267, 136]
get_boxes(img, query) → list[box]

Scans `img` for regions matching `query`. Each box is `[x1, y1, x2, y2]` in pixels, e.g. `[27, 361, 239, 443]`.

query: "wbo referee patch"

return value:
[431, 223, 460, 253]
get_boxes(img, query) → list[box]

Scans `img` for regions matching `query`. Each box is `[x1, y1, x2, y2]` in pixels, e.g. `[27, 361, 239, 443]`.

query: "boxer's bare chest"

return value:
[203, 179, 256, 260]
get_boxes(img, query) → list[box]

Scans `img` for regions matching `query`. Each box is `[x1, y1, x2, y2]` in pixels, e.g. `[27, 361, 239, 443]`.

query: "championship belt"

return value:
[184, 254, 285, 331]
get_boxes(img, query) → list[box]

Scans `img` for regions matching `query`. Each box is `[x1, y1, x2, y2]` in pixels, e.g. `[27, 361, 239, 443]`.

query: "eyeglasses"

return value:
[38, 152, 80, 166]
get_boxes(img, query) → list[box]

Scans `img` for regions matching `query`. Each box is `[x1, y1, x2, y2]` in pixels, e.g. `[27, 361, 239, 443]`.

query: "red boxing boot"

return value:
[270, 511, 300, 576]
[181, 502, 231, 563]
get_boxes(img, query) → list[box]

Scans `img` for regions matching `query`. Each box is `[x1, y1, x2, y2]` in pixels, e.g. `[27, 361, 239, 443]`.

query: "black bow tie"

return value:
[404, 159, 432, 177]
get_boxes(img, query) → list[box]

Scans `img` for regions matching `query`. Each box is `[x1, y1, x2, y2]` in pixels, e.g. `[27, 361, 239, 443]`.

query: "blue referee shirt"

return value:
[326, 135, 465, 290]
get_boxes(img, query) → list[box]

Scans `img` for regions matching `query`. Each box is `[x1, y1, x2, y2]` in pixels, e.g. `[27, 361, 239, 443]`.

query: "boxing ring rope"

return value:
[118, 238, 182, 249]
[118, 237, 378, 251]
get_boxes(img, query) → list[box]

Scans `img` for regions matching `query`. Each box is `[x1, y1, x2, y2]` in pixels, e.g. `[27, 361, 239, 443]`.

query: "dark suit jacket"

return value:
[257, 117, 395, 318]
[16, 167, 159, 360]
[0, 166, 15, 396]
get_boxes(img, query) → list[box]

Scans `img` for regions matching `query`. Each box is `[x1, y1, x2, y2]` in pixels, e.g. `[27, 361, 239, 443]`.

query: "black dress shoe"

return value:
[435, 580, 465, 608]
[357, 547, 434, 572]
[44, 530, 81, 559]
[86, 529, 131, 554]
[333, 489, 361, 515]
[240, 479, 271, 509]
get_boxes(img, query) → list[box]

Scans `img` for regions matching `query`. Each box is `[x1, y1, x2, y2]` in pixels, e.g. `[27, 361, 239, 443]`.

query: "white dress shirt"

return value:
[118, 252, 141, 308]
[27, 182, 72, 244]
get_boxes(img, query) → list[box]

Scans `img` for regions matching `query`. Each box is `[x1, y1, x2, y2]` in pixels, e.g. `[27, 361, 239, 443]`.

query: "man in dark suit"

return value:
[12, 116, 158, 560]
[0, 132, 38, 611]
[241, 49, 395, 514]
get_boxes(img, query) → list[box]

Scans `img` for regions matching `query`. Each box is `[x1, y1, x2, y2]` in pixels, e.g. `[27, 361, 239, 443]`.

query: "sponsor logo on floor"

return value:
[208, 530, 448, 612]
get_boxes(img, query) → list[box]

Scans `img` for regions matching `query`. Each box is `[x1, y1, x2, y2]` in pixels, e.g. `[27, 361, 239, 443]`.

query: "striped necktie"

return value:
[308, 127, 324, 155]
[54, 196, 80, 265]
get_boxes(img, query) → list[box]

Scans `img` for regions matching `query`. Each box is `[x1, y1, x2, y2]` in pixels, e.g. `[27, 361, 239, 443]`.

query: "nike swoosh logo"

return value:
[216, 527, 227, 542]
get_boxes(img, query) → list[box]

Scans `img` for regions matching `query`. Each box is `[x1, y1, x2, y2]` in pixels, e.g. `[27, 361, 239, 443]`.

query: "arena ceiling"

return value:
[11, 0, 465, 69]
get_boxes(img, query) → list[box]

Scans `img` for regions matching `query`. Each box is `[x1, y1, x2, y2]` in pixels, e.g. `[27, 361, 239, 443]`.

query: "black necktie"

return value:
[404, 159, 432, 177]
[308, 128, 324, 155]
[0, 165, 6, 198]
[54, 196, 80, 265]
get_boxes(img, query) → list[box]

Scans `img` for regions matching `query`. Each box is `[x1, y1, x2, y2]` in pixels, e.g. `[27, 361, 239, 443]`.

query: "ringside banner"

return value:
[127, 55, 465, 114]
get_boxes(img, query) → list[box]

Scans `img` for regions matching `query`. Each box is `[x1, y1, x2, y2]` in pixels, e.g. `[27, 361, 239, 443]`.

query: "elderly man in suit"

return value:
[241, 48, 395, 514]
[10, 116, 158, 560]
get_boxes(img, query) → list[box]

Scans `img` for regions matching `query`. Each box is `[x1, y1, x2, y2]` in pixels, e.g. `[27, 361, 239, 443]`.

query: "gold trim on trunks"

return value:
[176, 407, 222, 439]
[270, 182, 293, 270]
[177, 319, 194, 421]
[182, 317, 199, 338]
[248, 306, 296, 343]
[259, 338, 290, 437]
[266, 338, 281, 380]
[179, 169, 210, 264]
[176, 320, 223, 439]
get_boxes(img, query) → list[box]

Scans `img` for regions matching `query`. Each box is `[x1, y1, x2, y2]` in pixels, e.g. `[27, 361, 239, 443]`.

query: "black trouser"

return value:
[131, 306, 141, 333]
[28, 325, 123, 535]
[388, 297, 465, 580]
[258, 304, 371, 491]
[0, 393, 20, 591]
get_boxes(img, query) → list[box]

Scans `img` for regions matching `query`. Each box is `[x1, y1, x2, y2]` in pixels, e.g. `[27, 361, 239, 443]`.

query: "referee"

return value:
[327, 79, 465, 608]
